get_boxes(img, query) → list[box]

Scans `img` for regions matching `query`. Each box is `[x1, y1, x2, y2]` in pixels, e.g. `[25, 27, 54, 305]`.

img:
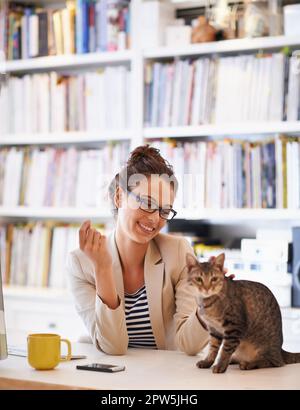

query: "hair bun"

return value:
[127, 145, 160, 166]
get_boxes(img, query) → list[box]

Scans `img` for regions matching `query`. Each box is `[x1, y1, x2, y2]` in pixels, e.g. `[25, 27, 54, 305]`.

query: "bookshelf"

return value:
[1, 0, 300, 331]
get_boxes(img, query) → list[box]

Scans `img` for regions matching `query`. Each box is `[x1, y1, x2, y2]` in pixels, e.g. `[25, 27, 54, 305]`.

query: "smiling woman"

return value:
[66, 145, 209, 355]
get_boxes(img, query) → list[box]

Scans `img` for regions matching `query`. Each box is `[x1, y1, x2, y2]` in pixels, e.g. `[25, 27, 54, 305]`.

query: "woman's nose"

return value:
[147, 210, 160, 223]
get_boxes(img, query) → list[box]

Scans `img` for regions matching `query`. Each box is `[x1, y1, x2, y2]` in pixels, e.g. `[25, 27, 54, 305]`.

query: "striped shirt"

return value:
[124, 285, 157, 349]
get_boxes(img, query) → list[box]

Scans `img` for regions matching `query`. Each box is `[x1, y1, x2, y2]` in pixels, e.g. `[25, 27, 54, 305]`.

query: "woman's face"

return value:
[115, 175, 175, 244]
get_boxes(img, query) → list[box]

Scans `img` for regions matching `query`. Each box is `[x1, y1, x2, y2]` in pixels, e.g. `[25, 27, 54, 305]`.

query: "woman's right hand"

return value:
[79, 220, 113, 271]
[79, 220, 119, 309]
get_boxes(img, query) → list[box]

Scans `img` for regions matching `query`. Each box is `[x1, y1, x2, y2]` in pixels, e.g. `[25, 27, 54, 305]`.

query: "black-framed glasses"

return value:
[126, 189, 177, 221]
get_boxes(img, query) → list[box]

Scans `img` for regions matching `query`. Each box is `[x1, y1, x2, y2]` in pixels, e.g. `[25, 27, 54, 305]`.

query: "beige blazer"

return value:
[66, 230, 208, 356]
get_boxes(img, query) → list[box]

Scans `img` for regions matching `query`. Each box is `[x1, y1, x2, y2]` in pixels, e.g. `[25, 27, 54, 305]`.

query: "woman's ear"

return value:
[114, 186, 123, 210]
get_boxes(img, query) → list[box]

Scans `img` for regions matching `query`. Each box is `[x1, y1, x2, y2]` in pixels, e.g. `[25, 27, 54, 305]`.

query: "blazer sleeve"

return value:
[66, 251, 128, 355]
[173, 238, 209, 356]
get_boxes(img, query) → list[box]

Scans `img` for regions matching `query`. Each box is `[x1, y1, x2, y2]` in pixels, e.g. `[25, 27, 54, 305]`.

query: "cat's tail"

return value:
[281, 349, 300, 364]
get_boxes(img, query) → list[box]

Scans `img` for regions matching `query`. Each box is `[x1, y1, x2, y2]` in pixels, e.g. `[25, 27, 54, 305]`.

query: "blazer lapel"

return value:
[144, 239, 166, 350]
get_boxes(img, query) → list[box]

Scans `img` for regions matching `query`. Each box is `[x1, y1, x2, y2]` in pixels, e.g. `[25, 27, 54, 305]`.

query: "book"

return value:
[52, 9, 63, 55]
[37, 10, 48, 57]
[29, 13, 38, 57]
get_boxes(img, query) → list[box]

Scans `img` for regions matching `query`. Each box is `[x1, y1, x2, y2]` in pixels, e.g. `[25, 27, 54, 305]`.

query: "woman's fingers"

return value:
[79, 220, 90, 249]
[87, 228, 96, 248]
[93, 231, 102, 249]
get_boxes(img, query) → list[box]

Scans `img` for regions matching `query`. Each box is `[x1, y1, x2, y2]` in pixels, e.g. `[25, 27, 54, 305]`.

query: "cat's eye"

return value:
[211, 277, 218, 283]
[196, 277, 202, 283]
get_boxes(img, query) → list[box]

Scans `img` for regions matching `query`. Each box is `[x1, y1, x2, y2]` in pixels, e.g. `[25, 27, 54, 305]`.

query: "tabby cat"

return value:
[187, 253, 300, 373]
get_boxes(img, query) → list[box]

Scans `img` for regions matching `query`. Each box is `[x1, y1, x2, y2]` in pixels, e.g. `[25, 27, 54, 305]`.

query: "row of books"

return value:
[0, 142, 130, 208]
[0, 68, 131, 134]
[2, 0, 131, 60]
[0, 222, 106, 289]
[144, 52, 299, 127]
[151, 135, 300, 210]
[1, 135, 299, 210]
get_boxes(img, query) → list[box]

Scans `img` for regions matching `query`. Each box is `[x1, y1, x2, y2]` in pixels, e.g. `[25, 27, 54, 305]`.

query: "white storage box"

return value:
[284, 4, 300, 36]
[166, 25, 192, 47]
[139, 1, 175, 48]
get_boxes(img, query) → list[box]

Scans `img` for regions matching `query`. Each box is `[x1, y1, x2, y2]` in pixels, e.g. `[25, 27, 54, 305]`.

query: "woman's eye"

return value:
[160, 209, 171, 217]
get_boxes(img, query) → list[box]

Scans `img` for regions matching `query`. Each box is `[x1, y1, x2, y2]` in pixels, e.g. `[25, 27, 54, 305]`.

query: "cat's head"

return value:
[186, 253, 225, 298]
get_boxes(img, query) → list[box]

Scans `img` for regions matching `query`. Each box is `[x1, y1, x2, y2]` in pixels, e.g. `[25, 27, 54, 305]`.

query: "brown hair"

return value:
[108, 144, 178, 216]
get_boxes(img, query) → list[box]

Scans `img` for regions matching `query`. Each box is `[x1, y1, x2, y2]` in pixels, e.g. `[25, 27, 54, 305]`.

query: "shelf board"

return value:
[143, 35, 300, 59]
[0, 206, 299, 222]
[144, 122, 300, 138]
[0, 50, 132, 73]
[3, 285, 70, 301]
[0, 206, 112, 220]
[0, 130, 132, 145]
[176, 208, 300, 221]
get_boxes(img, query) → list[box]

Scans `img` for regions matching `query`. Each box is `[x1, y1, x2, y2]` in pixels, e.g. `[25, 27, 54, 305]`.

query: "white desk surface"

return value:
[0, 343, 300, 390]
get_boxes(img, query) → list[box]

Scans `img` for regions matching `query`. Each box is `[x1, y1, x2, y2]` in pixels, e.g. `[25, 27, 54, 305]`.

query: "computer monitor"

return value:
[0, 260, 8, 360]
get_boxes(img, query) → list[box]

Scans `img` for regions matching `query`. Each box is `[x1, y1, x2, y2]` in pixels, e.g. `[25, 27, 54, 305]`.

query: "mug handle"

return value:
[60, 338, 72, 362]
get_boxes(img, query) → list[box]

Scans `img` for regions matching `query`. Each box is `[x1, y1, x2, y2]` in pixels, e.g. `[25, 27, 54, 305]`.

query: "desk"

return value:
[0, 343, 300, 390]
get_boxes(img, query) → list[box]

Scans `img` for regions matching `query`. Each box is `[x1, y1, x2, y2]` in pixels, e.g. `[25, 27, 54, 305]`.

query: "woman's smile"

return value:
[136, 221, 156, 235]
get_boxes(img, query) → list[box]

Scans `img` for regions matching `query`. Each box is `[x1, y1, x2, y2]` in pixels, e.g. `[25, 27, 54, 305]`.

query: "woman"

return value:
[66, 145, 209, 355]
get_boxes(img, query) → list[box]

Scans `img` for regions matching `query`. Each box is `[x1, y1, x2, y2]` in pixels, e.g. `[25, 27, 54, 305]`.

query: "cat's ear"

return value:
[214, 253, 225, 270]
[186, 253, 198, 271]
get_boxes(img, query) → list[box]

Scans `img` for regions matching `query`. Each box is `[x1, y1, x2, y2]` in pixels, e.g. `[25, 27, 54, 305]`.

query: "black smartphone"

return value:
[76, 363, 125, 373]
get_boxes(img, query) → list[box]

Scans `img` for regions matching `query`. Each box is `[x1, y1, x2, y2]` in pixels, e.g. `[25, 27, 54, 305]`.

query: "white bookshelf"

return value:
[1, 1, 299, 221]
[1, 0, 300, 307]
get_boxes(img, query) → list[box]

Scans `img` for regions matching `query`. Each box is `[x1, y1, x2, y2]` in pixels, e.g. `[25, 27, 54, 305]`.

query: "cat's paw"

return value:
[212, 363, 228, 373]
[239, 361, 256, 370]
[196, 359, 213, 369]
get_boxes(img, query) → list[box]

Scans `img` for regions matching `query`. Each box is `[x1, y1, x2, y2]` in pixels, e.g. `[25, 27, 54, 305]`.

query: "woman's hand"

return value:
[79, 220, 119, 309]
[209, 255, 235, 280]
[79, 220, 113, 271]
